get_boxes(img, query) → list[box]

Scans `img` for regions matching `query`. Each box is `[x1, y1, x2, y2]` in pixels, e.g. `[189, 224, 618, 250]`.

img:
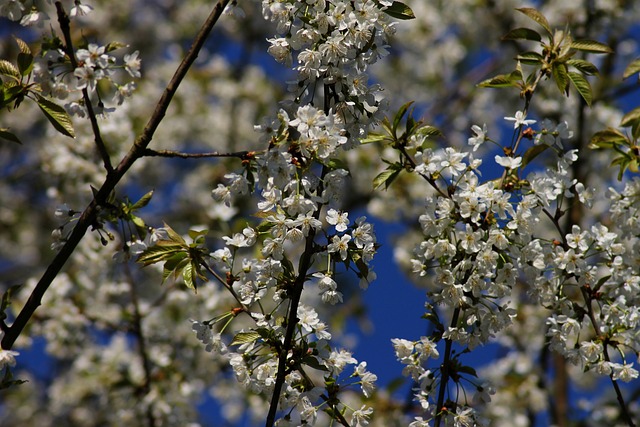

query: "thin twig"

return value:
[55, 2, 113, 173]
[1, 0, 232, 351]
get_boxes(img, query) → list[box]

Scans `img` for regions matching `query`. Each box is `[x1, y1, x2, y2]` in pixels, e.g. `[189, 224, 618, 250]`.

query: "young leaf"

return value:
[105, 41, 128, 52]
[393, 101, 413, 135]
[621, 107, 640, 128]
[381, 1, 415, 20]
[570, 39, 612, 54]
[623, 58, 640, 79]
[182, 261, 196, 291]
[0, 60, 20, 79]
[589, 128, 628, 149]
[35, 95, 75, 138]
[521, 144, 550, 168]
[611, 155, 632, 181]
[567, 59, 599, 76]
[502, 27, 542, 42]
[552, 62, 570, 96]
[568, 71, 592, 106]
[373, 166, 402, 190]
[302, 355, 329, 371]
[230, 331, 261, 346]
[515, 8, 552, 35]
[17, 52, 34, 76]
[0, 128, 21, 144]
[477, 71, 522, 88]
[458, 365, 478, 378]
[188, 228, 208, 242]
[516, 51, 543, 65]
[416, 125, 442, 139]
[361, 133, 390, 144]
[137, 243, 185, 266]
[13, 37, 31, 55]
[130, 190, 155, 210]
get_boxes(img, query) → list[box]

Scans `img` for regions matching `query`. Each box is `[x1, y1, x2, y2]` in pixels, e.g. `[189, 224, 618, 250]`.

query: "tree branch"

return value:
[55, 1, 113, 173]
[1, 0, 232, 351]
[434, 306, 461, 427]
[142, 148, 252, 159]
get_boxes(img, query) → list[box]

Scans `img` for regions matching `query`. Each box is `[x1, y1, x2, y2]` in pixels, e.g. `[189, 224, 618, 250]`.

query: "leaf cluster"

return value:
[0, 38, 75, 143]
[587, 58, 640, 180]
[137, 225, 209, 292]
[479, 7, 611, 107]
[363, 101, 441, 190]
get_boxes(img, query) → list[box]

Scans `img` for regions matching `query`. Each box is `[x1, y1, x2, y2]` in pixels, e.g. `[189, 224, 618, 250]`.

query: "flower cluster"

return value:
[180, 0, 397, 424]
[3, 1, 640, 426]
[389, 110, 640, 424]
[37, 41, 140, 116]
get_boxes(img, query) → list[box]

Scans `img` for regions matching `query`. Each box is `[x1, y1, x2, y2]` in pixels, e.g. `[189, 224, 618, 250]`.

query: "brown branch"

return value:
[434, 306, 461, 427]
[55, 2, 113, 173]
[1, 0, 232, 351]
[142, 148, 252, 159]
[265, 179, 324, 427]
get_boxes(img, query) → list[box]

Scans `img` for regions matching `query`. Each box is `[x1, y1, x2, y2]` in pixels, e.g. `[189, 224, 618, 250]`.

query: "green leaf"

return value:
[230, 331, 261, 346]
[621, 107, 640, 128]
[611, 155, 632, 181]
[416, 125, 443, 139]
[589, 128, 628, 149]
[566, 59, 599, 76]
[623, 58, 640, 79]
[131, 190, 154, 210]
[521, 144, 550, 168]
[393, 101, 413, 135]
[4, 84, 25, 107]
[552, 62, 569, 96]
[188, 228, 208, 245]
[360, 133, 389, 144]
[502, 27, 542, 42]
[0, 128, 21, 144]
[161, 254, 189, 283]
[0, 60, 20, 78]
[568, 71, 592, 106]
[570, 39, 612, 54]
[326, 158, 349, 171]
[477, 71, 522, 88]
[516, 51, 543, 65]
[302, 355, 329, 371]
[13, 37, 31, 55]
[458, 365, 478, 378]
[182, 261, 195, 291]
[35, 95, 75, 138]
[381, 1, 415, 20]
[633, 121, 640, 141]
[516, 8, 552, 35]
[373, 166, 402, 190]
[131, 215, 146, 233]
[105, 41, 128, 52]
[164, 223, 187, 245]
[16, 52, 34, 76]
[137, 243, 185, 266]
